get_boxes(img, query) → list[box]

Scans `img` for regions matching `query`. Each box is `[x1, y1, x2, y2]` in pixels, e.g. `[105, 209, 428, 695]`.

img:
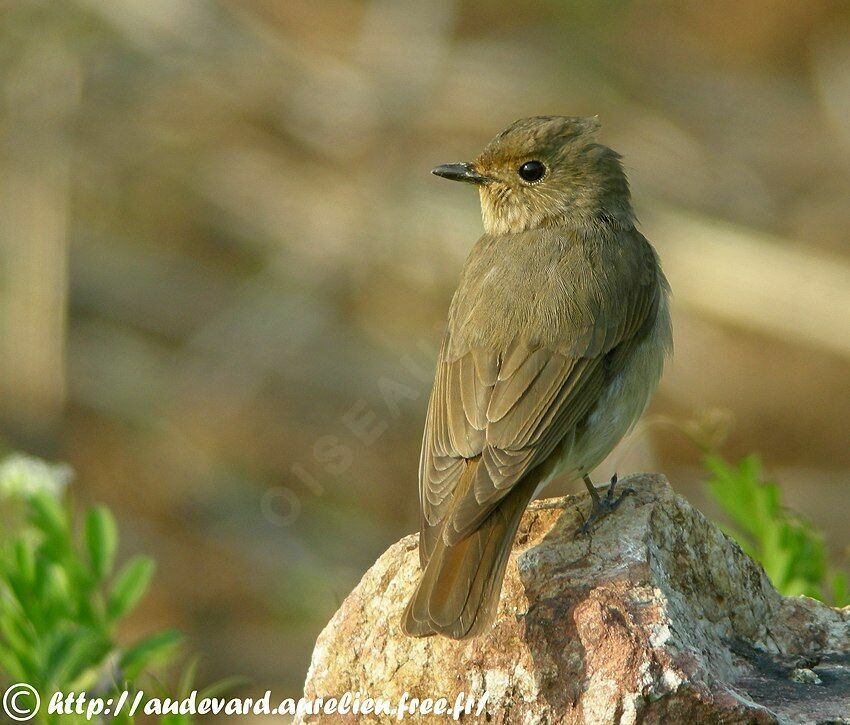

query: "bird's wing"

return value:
[418, 240, 659, 564]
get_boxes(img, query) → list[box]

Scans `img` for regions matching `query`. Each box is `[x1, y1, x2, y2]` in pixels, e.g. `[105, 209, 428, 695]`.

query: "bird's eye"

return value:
[517, 160, 546, 183]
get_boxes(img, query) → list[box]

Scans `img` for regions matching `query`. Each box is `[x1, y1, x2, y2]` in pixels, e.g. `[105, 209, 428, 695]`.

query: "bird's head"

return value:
[432, 116, 633, 235]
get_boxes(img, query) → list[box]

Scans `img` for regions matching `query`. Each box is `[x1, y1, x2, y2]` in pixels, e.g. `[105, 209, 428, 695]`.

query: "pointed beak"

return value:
[431, 162, 492, 185]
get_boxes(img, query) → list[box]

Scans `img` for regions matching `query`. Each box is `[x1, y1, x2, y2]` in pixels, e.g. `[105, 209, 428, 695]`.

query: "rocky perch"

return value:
[299, 474, 850, 723]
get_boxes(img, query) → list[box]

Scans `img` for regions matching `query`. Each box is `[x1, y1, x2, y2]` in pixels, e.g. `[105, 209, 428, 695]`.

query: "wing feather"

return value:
[418, 229, 661, 563]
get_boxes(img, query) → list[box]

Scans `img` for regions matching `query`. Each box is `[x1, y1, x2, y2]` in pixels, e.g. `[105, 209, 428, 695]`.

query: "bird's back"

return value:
[445, 224, 663, 362]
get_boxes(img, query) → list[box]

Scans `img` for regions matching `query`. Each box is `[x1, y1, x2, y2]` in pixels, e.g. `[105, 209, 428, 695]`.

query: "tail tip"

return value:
[401, 601, 484, 640]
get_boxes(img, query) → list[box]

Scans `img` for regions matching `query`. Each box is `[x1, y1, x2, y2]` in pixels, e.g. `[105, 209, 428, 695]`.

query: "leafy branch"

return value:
[703, 453, 848, 607]
[0, 454, 222, 724]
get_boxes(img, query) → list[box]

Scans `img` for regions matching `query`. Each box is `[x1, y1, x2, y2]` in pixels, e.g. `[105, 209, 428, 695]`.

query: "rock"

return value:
[298, 474, 850, 724]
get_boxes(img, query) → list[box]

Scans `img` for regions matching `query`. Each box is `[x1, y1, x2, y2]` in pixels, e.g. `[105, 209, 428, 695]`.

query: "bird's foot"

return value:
[579, 473, 635, 535]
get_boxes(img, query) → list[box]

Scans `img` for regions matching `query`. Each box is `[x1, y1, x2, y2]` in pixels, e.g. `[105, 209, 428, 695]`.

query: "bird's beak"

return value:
[431, 162, 492, 185]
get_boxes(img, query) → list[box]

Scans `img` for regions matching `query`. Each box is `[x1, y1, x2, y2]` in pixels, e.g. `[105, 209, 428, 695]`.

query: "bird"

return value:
[402, 116, 672, 640]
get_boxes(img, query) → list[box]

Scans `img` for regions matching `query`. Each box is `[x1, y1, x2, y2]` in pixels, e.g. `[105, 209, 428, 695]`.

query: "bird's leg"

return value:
[580, 473, 635, 534]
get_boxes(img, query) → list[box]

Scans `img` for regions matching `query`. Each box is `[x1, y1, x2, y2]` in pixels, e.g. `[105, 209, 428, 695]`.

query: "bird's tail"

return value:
[401, 482, 535, 639]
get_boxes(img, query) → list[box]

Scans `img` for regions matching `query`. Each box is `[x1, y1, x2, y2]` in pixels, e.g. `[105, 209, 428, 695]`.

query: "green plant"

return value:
[0, 454, 184, 723]
[703, 453, 848, 607]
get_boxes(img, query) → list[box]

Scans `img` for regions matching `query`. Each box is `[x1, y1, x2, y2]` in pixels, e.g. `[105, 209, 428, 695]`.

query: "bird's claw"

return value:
[580, 474, 635, 535]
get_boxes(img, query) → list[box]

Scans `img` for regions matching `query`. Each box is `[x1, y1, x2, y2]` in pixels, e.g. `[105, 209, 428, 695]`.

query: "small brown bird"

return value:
[402, 116, 672, 639]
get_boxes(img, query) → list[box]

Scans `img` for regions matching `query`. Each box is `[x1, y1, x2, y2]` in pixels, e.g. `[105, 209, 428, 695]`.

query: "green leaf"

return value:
[830, 571, 849, 607]
[762, 527, 802, 593]
[85, 506, 119, 581]
[4, 570, 35, 622]
[119, 629, 183, 680]
[45, 564, 72, 605]
[0, 644, 27, 681]
[178, 656, 200, 697]
[199, 675, 249, 700]
[44, 628, 111, 688]
[0, 609, 33, 655]
[13, 538, 36, 584]
[162, 716, 192, 725]
[781, 577, 811, 598]
[705, 455, 760, 541]
[107, 557, 155, 621]
[703, 453, 847, 606]
[67, 664, 109, 693]
[28, 492, 69, 544]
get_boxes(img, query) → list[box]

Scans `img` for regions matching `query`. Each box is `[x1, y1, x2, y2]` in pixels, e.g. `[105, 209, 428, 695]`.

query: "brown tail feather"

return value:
[402, 480, 535, 639]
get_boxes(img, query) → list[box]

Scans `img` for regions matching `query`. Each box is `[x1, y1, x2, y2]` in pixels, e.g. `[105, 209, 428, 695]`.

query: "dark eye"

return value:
[518, 160, 546, 182]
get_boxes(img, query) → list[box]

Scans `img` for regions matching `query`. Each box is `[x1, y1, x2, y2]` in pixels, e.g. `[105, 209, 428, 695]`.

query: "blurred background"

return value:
[1, 0, 849, 702]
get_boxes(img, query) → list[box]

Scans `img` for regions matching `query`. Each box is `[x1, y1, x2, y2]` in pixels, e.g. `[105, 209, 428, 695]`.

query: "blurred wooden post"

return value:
[0, 44, 79, 432]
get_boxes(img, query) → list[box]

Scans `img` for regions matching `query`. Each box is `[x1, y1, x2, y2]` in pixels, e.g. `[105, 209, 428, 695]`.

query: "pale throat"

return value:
[479, 188, 548, 236]
[479, 186, 635, 235]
